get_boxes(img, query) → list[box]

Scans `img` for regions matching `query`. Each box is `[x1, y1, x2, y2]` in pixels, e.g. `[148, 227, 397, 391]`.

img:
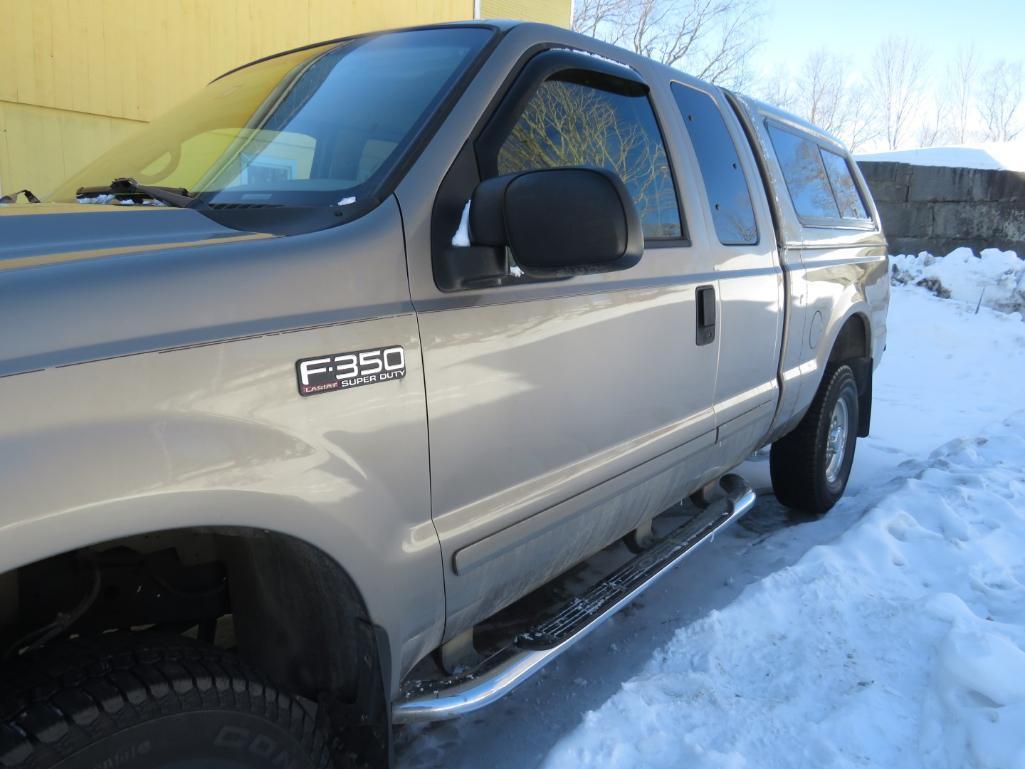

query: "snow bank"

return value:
[858, 143, 1025, 172]
[542, 416, 1025, 769]
[891, 247, 1025, 316]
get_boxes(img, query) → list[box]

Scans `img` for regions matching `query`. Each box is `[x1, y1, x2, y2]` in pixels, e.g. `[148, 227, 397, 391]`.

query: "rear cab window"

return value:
[670, 82, 757, 245]
[766, 121, 873, 229]
[819, 148, 869, 220]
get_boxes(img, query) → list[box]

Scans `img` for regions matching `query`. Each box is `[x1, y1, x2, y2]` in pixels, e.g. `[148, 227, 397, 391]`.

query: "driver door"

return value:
[411, 51, 721, 638]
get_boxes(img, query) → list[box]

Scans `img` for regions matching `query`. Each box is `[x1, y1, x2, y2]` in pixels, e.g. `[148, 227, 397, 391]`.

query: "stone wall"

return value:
[857, 160, 1025, 256]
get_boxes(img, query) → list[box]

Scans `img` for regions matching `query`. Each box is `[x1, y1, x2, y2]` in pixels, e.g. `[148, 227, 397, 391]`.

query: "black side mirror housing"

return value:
[470, 167, 643, 278]
[433, 167, 643, 290]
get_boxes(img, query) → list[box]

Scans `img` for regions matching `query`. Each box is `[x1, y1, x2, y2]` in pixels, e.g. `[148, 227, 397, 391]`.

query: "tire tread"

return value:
[0, 635, 332, 768]
[770, 363, 859, 515]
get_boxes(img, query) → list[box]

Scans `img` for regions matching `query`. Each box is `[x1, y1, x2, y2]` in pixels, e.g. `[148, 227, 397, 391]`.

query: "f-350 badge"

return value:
[296, 346, 405, 397]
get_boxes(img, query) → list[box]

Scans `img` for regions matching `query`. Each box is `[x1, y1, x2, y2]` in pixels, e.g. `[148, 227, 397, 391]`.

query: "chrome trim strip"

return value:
[392, 474, 756, 724]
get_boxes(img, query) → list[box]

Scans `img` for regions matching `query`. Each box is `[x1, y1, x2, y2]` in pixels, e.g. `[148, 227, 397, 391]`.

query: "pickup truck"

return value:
[0, 20, 888, 769]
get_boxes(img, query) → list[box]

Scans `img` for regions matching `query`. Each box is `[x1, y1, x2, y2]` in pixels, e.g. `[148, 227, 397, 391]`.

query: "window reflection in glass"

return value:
[497, 79, 682, 240]
[767, 123, 840, 221]
[51, 28, 491, 208]
[820, 148, 869, 220]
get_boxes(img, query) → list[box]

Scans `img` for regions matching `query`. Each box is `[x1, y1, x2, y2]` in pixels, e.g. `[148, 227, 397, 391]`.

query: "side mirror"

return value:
[435, 167, 643, 290]
[472, 167, 643, 277]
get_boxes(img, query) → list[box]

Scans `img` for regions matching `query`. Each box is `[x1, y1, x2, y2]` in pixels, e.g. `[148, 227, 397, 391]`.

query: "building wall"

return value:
[480, 0, 572, 27]
[0, 0, 571, 198]
[858, 160, 1025, 257]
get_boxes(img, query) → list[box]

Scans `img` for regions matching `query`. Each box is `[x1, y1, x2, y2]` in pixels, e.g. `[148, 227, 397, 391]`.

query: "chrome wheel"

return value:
[824, 396, 849, 484]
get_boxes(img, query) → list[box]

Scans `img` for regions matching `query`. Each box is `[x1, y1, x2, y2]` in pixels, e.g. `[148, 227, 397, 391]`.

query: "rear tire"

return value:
[0, 635, 334, 769]
[770, 363, 859, 515]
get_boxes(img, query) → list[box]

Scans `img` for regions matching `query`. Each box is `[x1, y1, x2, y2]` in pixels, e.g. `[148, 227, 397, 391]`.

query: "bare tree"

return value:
[948, 46, 977, 144]
[869, 36, 929, 150]
[798, 50, 846, 134]
[573, 0, 762, 88]
[914, 97, 953, 148]
[978, 59, 1025, 142]
[759, 64, 797, 113]
[758, 50, 878, 152]
[572, 0, 627, 42]
[841, 83, 878, 153]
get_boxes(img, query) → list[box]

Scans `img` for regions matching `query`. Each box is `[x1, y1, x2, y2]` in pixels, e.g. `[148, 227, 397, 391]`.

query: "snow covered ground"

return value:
[396, 260, 1025, 769]
[543, 418, 1025, 769]
[857, 143, 1025, 172]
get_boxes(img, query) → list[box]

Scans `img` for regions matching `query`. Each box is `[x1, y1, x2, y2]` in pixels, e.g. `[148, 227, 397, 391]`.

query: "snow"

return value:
[542, 417, 1025, 769]
[397, 256, 1025, 769]
[449, 200, 525, 277]
[75, 194, 166, 206]
[891, 247, 1025, 315]
[553, 47, 637, 73]
[857, 143, 1025, 172]
[452, 200, 472, 247]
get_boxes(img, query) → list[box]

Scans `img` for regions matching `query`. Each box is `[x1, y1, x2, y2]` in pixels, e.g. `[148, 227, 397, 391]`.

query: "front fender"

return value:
[0, 316, 440, 696]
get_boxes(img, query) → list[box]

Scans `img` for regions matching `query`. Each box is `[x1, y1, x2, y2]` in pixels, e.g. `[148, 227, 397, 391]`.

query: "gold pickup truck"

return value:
[0, 20, 887, 769]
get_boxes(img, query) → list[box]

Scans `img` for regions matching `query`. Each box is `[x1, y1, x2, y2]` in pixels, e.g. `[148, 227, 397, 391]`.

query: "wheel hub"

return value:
[824, 397, 849, 484]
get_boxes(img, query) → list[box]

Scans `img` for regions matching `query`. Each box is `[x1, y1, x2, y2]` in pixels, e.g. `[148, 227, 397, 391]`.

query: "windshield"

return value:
[50, 27, 492, 215]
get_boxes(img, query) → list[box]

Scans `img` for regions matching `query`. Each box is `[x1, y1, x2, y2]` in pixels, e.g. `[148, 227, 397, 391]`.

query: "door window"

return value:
[495, 77, 683, 240]
[671, 83, 757, 245]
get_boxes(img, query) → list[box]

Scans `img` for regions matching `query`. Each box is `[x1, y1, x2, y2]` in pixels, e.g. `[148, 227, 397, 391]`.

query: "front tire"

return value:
[770, 363, 859, 515]
[0, 635, 334, 769]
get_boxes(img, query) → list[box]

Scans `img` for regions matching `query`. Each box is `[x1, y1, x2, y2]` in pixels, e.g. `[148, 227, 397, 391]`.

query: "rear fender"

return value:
[769, 247, 887, 442]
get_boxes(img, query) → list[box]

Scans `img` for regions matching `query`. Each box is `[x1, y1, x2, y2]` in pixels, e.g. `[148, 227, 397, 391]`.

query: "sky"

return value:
[755, 0, 1025, 77]
[749, 0, 1025, 151]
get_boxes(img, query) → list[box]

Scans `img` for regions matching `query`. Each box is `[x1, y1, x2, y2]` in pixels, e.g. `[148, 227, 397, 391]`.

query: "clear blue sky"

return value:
[755, 0, 1025, 77]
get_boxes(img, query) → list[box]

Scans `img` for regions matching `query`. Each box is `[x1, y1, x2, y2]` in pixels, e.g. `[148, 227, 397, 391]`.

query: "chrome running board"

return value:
[392, 474, 756, 724]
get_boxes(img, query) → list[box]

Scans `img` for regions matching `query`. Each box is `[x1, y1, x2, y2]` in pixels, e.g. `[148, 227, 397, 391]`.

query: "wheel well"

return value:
[828, 313, 873, 437]
[0, 527, 391, 763]
[828, 313, 869, 363]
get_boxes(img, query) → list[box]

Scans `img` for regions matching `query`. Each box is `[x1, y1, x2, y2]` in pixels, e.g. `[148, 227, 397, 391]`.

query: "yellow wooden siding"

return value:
[0, 102, 144, 198]
[479, 0, 571, 27]
[0, 0, 477, 197]
[2, 0, 480, 124]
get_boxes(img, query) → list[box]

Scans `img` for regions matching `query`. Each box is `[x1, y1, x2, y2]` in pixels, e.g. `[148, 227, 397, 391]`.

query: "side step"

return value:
[392, 474, 756, 724]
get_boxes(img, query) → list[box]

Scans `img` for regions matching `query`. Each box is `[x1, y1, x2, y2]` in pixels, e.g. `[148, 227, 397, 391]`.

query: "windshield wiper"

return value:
[0, 189, 40, 204]
[77, 178, 197, 208]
